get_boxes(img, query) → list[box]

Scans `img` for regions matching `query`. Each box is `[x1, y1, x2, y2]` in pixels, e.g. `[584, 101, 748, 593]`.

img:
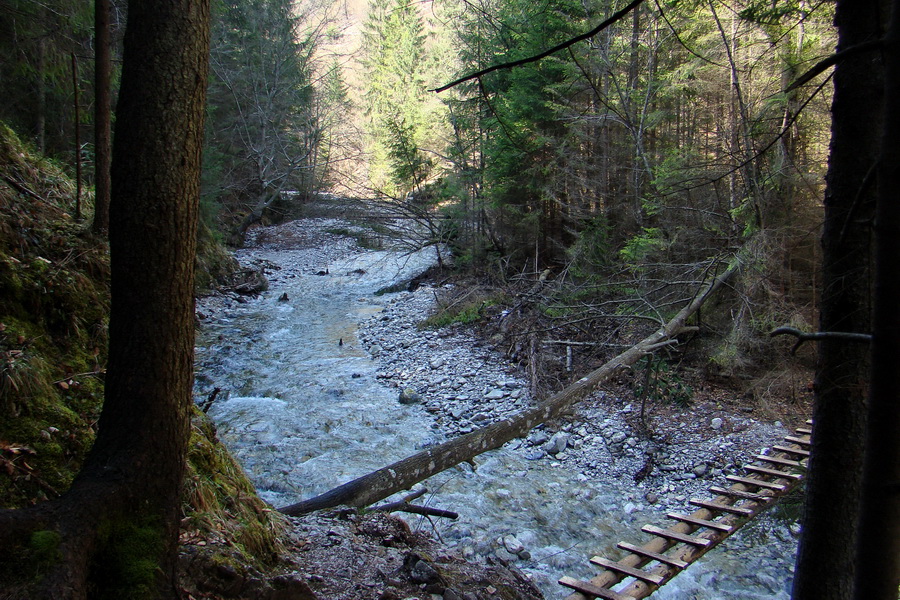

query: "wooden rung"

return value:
[773, 444, 811, 457]
[796, 427, 813, 435]
[756, 454, 804, 468]
[725, 475, 787, 491]
[805, 419, 813, 425]
[784, 435, 811, 447]
[709, 486, 772, 502]
[559, 575, 637, 600]
[642, 524, 712, 547]
[617, 542, 689, 569]
[745, 465, 802, 480]
[590, 556, 665, 585]
[689, 498, 755, 516]
[667, 512, 734, 533]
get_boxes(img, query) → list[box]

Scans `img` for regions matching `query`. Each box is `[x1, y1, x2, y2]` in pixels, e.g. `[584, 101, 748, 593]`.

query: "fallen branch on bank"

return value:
[370, 490, 459, 520]
[278, 258, 741, 517]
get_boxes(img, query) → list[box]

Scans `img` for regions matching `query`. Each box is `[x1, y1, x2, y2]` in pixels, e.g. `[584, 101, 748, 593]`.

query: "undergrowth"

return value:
[0, 121, 285, 575]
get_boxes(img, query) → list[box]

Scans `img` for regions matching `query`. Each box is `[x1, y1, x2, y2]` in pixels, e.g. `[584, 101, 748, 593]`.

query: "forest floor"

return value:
[182, 214, 811, 600]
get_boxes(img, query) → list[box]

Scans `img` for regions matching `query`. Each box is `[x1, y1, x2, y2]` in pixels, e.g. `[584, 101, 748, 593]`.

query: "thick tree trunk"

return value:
[791, 3, 886, 599]
[0, 1, 210, 597]
[853, 2, 900, 597]
[279, 259, 738, 516]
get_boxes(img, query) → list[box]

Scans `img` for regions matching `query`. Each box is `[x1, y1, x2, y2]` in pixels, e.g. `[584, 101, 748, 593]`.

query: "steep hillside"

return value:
[0, 122, 109, 507]
[0, 123, 290, 596]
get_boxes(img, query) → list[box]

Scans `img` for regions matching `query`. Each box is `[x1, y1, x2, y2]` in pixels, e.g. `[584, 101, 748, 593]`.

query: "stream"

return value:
[194, 219, 798, 599]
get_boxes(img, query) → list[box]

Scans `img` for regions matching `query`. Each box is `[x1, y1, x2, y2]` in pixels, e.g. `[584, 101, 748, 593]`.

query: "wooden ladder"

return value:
[559, 420, 811, 600]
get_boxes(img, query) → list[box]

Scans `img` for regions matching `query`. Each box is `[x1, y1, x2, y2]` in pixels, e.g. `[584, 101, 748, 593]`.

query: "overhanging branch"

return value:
[432, 0, 646, 93]
[770, 326, 872, 354]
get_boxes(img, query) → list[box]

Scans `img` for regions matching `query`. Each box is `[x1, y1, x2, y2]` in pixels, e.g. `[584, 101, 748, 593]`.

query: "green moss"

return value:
[0, 122, 107, 508]
[29, 530, 62, 567]
[419, 292, 506, 329]
[89, 519, 165, 600]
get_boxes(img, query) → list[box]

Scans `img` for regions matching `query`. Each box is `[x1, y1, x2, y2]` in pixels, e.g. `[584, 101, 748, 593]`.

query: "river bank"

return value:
[193, 217, 801, 599]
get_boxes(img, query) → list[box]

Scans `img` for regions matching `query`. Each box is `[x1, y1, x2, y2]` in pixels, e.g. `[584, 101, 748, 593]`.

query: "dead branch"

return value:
[1, 174, 44, 202]
[369, 489, 459, 519]
[770, 326, 872, 354]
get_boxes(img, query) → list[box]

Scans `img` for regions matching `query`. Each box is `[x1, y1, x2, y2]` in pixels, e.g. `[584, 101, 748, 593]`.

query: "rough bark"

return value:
[791, 3, 886, 599]
[0, 0, 210, 597]
[279, 259, 739, 516]
[853, 2, 900, 597]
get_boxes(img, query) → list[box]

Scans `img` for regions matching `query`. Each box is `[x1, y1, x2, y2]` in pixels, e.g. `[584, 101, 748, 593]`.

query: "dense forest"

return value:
[0, 0, 898, 598]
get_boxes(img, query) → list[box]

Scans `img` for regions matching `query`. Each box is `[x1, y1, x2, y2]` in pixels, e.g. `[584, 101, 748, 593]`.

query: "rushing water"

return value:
[194, 225, 797, 598]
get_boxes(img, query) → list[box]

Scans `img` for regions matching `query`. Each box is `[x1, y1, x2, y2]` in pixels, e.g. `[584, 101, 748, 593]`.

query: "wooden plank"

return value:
[773, 444, 811, 457]
[784, 435, 811, 447]
[725, 475, 786, 491]
[559, 576, 637, 600]
[616, 542, 689, 569]
[642, 524, 712, 547]
[589, 557, 665, 586]
[689, 498, 755, 516]
[805, 419, 813, 425]
[755, 454, 804, 468]
[797, 426, 813, 435]
[745, 464, 802, 480]
[708, 486, 772, 502]
[666, 512, 734, 532]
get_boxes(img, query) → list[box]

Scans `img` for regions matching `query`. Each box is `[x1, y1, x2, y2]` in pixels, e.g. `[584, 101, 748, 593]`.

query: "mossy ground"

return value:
[0, 121, 109, 508]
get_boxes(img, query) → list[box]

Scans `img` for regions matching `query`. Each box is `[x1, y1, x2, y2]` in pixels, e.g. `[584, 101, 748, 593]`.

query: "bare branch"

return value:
[432, 0, 647, 93]
[770, 326, 872, 354]
[785, 39, 884, 93]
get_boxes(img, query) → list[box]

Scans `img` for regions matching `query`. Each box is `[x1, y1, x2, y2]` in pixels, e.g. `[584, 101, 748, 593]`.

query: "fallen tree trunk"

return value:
[279, 259, 741, 516]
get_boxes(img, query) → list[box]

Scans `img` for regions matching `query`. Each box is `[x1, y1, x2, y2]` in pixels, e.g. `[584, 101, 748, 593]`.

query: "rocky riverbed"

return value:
[194, 217, 803, 599]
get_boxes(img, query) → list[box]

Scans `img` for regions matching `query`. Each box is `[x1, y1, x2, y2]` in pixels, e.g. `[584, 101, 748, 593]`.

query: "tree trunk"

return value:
[92, 0, 112, 234]
[279, 259, 738, 516]
[71, 53, 82, 221]
[853, 2, 900, 597]
[791, 2, 886, 599]
[0, 0, 210, 597]
[232, 190, 281, 245]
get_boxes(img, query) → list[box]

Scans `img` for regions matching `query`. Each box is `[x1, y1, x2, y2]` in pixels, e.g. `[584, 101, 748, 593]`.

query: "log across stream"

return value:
[194, 219, 798, 598]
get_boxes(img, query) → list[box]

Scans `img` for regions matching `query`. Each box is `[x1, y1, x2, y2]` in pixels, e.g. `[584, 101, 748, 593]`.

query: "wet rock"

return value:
[524, 450, 544, 461]
[502, 534, 524, 555]
[399, 388, 423, 404]
[543, 432, 570, 455]
[527, 430, 549, 446]
[609, 431, 628, 444]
